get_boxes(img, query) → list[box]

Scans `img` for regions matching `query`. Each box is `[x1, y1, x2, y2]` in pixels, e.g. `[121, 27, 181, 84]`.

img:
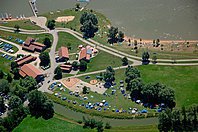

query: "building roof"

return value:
[58, 47, 69, 59]
[60, 67, 71, 71]
[23, 37, 46, 52]
[19, 64, 42, 78]
[24, 37, 34, 46]
[32, 42, 45, 47]
[79, 48, 87, 60]
[60, 64, 72, 68]
[15, 55, 37, 66]
[87, 49, 92, 55]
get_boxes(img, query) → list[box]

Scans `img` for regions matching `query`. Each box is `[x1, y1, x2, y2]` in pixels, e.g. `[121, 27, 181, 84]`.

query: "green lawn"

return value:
[79, 51, 126, 74]
[56, 32, 86, 53]
[0, 20, 42, 30]
[106, 125, 158, 132]
[138, 65, 198, 108]
[13, 116, 90, 132]
[0, 52, 12, 73]
[0, 30, 53, 46]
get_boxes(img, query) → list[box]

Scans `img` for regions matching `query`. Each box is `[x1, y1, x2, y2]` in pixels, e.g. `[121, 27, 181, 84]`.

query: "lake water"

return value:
[0, 0, 198, 40]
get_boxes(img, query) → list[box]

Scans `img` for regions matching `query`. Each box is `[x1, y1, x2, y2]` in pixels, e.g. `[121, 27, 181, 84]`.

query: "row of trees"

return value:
[125, 66, 175, 108]
[108, 26, 124, 44]
[158, 105, 198, 132]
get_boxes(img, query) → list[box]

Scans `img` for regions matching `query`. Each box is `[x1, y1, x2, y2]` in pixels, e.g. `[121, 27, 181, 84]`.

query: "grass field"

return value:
[13, 116, 91, 132]
[56, 32, 86, 53]
[79, 51, 124, 74]
[138, 65, 198, 107]
[0, 30, 53, 46]
[80, 65, 198, 108]
[0, 52, 12, 73]
[0, 20, 42, 30]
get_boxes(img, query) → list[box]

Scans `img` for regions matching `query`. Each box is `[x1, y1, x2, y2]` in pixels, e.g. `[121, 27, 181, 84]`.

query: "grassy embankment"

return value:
[0, 20, 42, 30]
[13, 115, 91, 132]
[14, 115, 158, 132]
[80, 65, 198, 108]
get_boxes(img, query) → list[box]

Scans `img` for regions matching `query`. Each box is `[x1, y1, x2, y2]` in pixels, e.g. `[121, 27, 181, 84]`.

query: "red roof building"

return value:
[79, 47, 91, 61]
[60, 64, 72, 72]
[58, 47, 69, 61]
[15, 55, 37, 66]
[19, 64, 44, 81]
[22, 37, 46, 52]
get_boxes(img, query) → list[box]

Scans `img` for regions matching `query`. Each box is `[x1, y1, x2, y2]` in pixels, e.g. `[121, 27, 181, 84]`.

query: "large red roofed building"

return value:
[15, 55, 37, 66]
[22, 37, 46, 52]
[58, 46, 69, 62]
[19, 64, 44, 82]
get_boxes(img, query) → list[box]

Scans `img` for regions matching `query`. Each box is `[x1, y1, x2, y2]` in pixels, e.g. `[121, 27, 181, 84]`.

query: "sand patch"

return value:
[55, 16, 75, 23]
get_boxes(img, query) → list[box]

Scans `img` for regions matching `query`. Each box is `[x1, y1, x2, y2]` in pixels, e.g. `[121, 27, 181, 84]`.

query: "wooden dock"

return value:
[29, 0, 38, 17]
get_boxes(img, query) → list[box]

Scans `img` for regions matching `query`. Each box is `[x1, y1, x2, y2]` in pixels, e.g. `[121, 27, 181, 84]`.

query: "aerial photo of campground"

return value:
[0, 0, 198, 131]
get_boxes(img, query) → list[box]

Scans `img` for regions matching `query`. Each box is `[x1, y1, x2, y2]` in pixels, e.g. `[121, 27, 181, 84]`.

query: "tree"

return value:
[0, 79, 10, 94]
[108, 26, 118, 44]
[0, 69, 4, 79]
[12, 68, 20, 79]
[96, 120, 104, 132]
[152, 55, 157, 64]
[75, 3, 81, 11]
[125, 66, 140, 83]
[159, 87, 175, 108]
[105, 122, 111, 129]
[121, 56, 128, 66]
[142, 51, 150, 65]
[54, 66, 62, 79]
[82, 86, 88, 94]
[28, 90, 54, 119]
[117, 31, 124, 42]
[39, 52, 50, 67]
[80, 12, 98, 38]
[158, 109, 172, 132]
[6, 73, 12, 83]
[13, 84, 27, 101]
[67, 43, 72, 50]
[72, 61, 79, 71]
[20, 76, 37, 92]
[14, 24, 20, 32]
[128, 78, 143, 100]
[79, 60, 87, 71]
[43, 37, 51, 48]
[11, 61, 18, 71]
[47, 20, 55, 30]
[0, 97, 5, 112]
[103, 66, 115, 84]
[134, 40, 138, 47]
[8, 96, 22, 109]
[0, 126, 6, 132]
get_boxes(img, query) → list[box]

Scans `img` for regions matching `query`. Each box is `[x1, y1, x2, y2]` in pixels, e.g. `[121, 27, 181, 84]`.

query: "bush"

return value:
[105, 122, 111, 129]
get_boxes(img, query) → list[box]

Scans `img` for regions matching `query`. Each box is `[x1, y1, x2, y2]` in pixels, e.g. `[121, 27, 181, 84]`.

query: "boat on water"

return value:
[1, 14, 4, 20]
[77, 0, 90, 2]
[5, 13, 9, 20]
